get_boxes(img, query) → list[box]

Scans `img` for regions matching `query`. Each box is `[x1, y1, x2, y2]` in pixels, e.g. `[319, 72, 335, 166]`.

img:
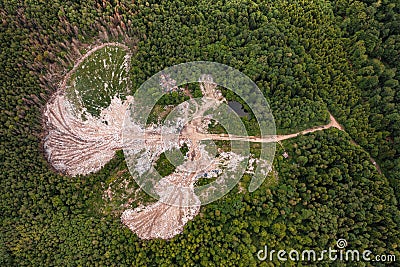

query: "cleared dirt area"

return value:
[43, 43, 132, 176]
[202, 113, 343, 143]
[121, 200, 200, 240]
[43, 93, 132, 176]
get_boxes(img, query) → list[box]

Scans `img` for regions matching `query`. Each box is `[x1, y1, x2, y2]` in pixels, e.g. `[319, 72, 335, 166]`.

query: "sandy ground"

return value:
[43, 43, 132, 176]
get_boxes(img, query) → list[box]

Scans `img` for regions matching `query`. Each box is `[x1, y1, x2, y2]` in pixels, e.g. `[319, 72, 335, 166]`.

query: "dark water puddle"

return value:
[228, 101, 249, 118]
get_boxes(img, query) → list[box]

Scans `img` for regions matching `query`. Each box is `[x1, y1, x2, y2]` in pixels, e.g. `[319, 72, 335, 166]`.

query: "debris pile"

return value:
[43, 93, 132, 176]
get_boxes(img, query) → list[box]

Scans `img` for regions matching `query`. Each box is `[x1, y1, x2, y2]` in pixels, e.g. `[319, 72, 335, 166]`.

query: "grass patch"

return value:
[65, 45, 131, 117]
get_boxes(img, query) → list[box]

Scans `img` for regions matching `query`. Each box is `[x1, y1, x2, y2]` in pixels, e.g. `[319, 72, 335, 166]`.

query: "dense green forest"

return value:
[1, 0, 399, 266]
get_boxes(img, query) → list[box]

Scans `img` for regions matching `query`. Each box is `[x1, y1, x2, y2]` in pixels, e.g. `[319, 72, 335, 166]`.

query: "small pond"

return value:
[228, 101, 249, 118]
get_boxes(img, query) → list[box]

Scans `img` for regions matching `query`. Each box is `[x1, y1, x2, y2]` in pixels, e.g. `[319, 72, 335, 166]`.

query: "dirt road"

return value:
[184, 112, 341, 143]
[178, 112, 382, 174]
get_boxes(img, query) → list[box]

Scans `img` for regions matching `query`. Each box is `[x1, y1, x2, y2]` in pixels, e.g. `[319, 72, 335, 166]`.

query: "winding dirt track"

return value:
[197, 113, 343, 143]
[124, 111, 381, 174]
[181, 112, 382, 174]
